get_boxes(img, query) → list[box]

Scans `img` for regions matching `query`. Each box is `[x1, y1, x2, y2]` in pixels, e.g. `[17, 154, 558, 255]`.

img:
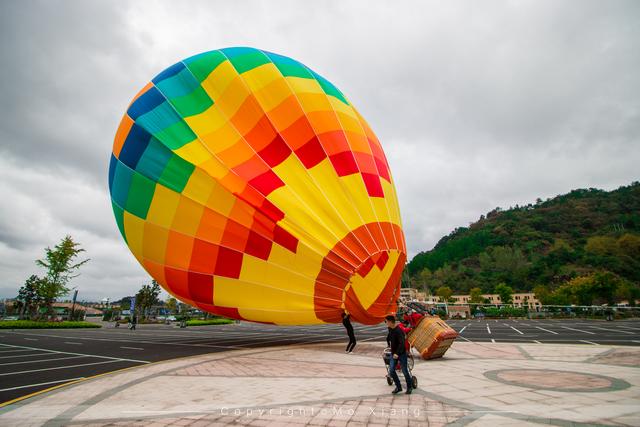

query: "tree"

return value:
[418, 268, 432, 295]
[436, 286, 453, 303]
[36, 236, 89, 316]
[165, 297, 178, 313]
[469, 287, 484, 304]
[495, 283, 514, 305]
[16, 275, 44, 319]
[533, 285, 552, 305]
[136, 280, 161, 319]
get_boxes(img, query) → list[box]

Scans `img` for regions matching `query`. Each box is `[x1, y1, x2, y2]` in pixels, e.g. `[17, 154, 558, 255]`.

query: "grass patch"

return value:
[186, 318, 234, 326]
[0, 320, 101, 329]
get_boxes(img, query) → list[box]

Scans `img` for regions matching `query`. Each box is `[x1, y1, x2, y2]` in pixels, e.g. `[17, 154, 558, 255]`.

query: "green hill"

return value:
[406, 181, 640, 305]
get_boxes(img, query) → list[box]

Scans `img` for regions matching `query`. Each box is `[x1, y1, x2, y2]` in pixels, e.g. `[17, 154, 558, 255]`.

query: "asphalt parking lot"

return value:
[0, 319, 638, 405]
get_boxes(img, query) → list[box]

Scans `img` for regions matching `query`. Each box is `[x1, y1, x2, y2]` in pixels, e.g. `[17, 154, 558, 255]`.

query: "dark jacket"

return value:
[387, 325, 406, 355]
[342, 314, 354, 333]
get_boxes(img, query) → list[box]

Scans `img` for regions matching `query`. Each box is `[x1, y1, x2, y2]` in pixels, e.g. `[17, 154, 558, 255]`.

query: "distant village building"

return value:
[452, 293, 541, 309]
[399, 289, 541, 309]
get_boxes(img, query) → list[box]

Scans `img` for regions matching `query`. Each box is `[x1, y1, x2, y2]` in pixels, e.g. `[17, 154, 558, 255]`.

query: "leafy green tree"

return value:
[469, 287, 484, 304]
[436, 286, 453, 303]
[16, 275, 44, 319]
[495, 283, 514, 304]
[165, 297, 178, 313]
[36, 236, 89, 317]
[618, 234, 640, 259]
[136, 280, 161, 319]
[418, 268, 432, 295]
[533, 285, 552, 305]
[585, 236, 617, 256]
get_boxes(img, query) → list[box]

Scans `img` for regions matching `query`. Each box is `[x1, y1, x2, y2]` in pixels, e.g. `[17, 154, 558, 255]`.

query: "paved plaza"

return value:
[0, 340, 638, 426]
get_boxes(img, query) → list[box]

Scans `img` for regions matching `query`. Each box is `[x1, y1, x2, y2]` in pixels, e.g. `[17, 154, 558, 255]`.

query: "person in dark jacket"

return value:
[342, 312, 356, 353]
[385, 314, 412, 394]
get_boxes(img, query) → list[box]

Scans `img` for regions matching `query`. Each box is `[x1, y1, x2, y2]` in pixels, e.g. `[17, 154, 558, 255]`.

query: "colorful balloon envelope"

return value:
[109, 47, 406, 325]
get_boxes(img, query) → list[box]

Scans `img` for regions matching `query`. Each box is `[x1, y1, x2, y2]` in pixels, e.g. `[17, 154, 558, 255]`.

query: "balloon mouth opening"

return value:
[333, 249, 403, 325]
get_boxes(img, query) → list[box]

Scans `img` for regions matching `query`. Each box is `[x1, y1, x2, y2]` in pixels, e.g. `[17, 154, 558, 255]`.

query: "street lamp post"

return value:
[70, 288, 78, 321]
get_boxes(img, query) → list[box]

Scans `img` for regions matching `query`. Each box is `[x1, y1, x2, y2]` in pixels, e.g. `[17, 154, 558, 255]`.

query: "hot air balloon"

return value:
[109, 47, 406, 325]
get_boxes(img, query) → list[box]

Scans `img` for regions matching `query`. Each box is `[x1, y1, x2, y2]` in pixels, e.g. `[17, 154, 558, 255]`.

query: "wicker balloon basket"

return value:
[407, 316, 458, 360]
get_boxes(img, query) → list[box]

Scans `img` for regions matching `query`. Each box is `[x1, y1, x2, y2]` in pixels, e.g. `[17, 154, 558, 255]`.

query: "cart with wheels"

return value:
[382, 347, 418, 389]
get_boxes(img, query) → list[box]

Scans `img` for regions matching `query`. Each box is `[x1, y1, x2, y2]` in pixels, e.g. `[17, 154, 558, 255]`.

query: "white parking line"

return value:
[23, 338, 38, 341]
[120, 346, 144, 350]
[0, 343, 150, 364]
[491, 339, 496, 343]
[459, 326, 467, 333]
[579, 340, 600, 345]
[0, 360, 128, 376]
[588, 327, 634, 335]
[535, 326, 558, 335]
[486, 324, 491, 334]
[0, 355, 87, 366]
[0, 349, 40, 354]
[0, 352, 51, 359]
[64, 342, 83, 345]
[510, 326, 524, 335]
[533, 340, 541, 344]
[561, 326, 596, 335]
[0, 377, 85, 392]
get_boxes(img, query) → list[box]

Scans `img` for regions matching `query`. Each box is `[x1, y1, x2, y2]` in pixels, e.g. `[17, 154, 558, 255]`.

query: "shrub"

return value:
[0, 320, 101, 329]
[186, 318, 234, 326]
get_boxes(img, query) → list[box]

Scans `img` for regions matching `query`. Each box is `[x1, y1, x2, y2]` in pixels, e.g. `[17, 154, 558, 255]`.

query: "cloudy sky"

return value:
[1, 0, 638, 301]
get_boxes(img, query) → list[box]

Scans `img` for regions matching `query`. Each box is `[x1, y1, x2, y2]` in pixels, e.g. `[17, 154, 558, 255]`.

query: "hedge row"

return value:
[0, 320, 101, 329]
[186, 319, 234, 326]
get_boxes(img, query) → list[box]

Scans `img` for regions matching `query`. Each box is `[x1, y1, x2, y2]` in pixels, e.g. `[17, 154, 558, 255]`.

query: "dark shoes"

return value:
[405, 388, 412, 394]
[391, 387, 402, 394]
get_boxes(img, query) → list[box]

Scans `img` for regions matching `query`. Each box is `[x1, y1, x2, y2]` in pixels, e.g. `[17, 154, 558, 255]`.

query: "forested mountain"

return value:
[406, 182, 640, 305]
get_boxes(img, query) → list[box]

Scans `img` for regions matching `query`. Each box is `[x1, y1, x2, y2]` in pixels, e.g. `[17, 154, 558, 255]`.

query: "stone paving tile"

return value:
[171, 355, 383, 378]
[64, 395, 467, 426]
[590, 348, 640, 367]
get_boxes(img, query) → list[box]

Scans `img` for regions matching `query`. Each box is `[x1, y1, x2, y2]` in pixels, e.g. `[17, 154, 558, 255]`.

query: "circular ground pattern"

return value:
[484, 368, 631, 393]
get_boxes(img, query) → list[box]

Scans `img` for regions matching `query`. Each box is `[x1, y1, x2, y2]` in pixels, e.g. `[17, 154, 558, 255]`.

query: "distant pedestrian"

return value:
[129, 314, 137, 330]
[342, 312, 356, 353]
[385, 315, 412, 394]
[605, 306, 614, 321]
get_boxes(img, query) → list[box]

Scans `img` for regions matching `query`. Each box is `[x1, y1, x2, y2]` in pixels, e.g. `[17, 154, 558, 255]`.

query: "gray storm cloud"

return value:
[0, 0, 638, 300]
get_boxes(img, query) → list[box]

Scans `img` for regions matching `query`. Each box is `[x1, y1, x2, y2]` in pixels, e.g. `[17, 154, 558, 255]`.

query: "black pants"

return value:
[346, 331, 356, 352]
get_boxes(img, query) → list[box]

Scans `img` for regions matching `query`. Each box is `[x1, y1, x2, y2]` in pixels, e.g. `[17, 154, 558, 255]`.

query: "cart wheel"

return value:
[386, 375, 393, 386]
[412, 376, 418, 389]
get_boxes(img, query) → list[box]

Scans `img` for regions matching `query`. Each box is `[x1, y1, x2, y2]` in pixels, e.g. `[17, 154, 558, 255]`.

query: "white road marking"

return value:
[0, 360, 128, 376]
[0, 343, 150, 364]
[0, 352, 51, 359]
[561, 326, 595, 335]
[510, 326, 524, 335]
[3, 331, 245, 351]
[459, 326, 467, 333]
[486, 324, 491, 334]
[491, 339, 496, 343]
[579, 340, 600, 345]
[23, 338, 38, 341]
[0, 355, 87, 366]
[535, 326, 558, 335]
[120, 346, 144, 350]
[0, 349, 39, 354]
[64, 342, 83, 345]
[588, 327, 634, 335]
[533, 340, 541, 344]
[0, 377, 85, 392]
